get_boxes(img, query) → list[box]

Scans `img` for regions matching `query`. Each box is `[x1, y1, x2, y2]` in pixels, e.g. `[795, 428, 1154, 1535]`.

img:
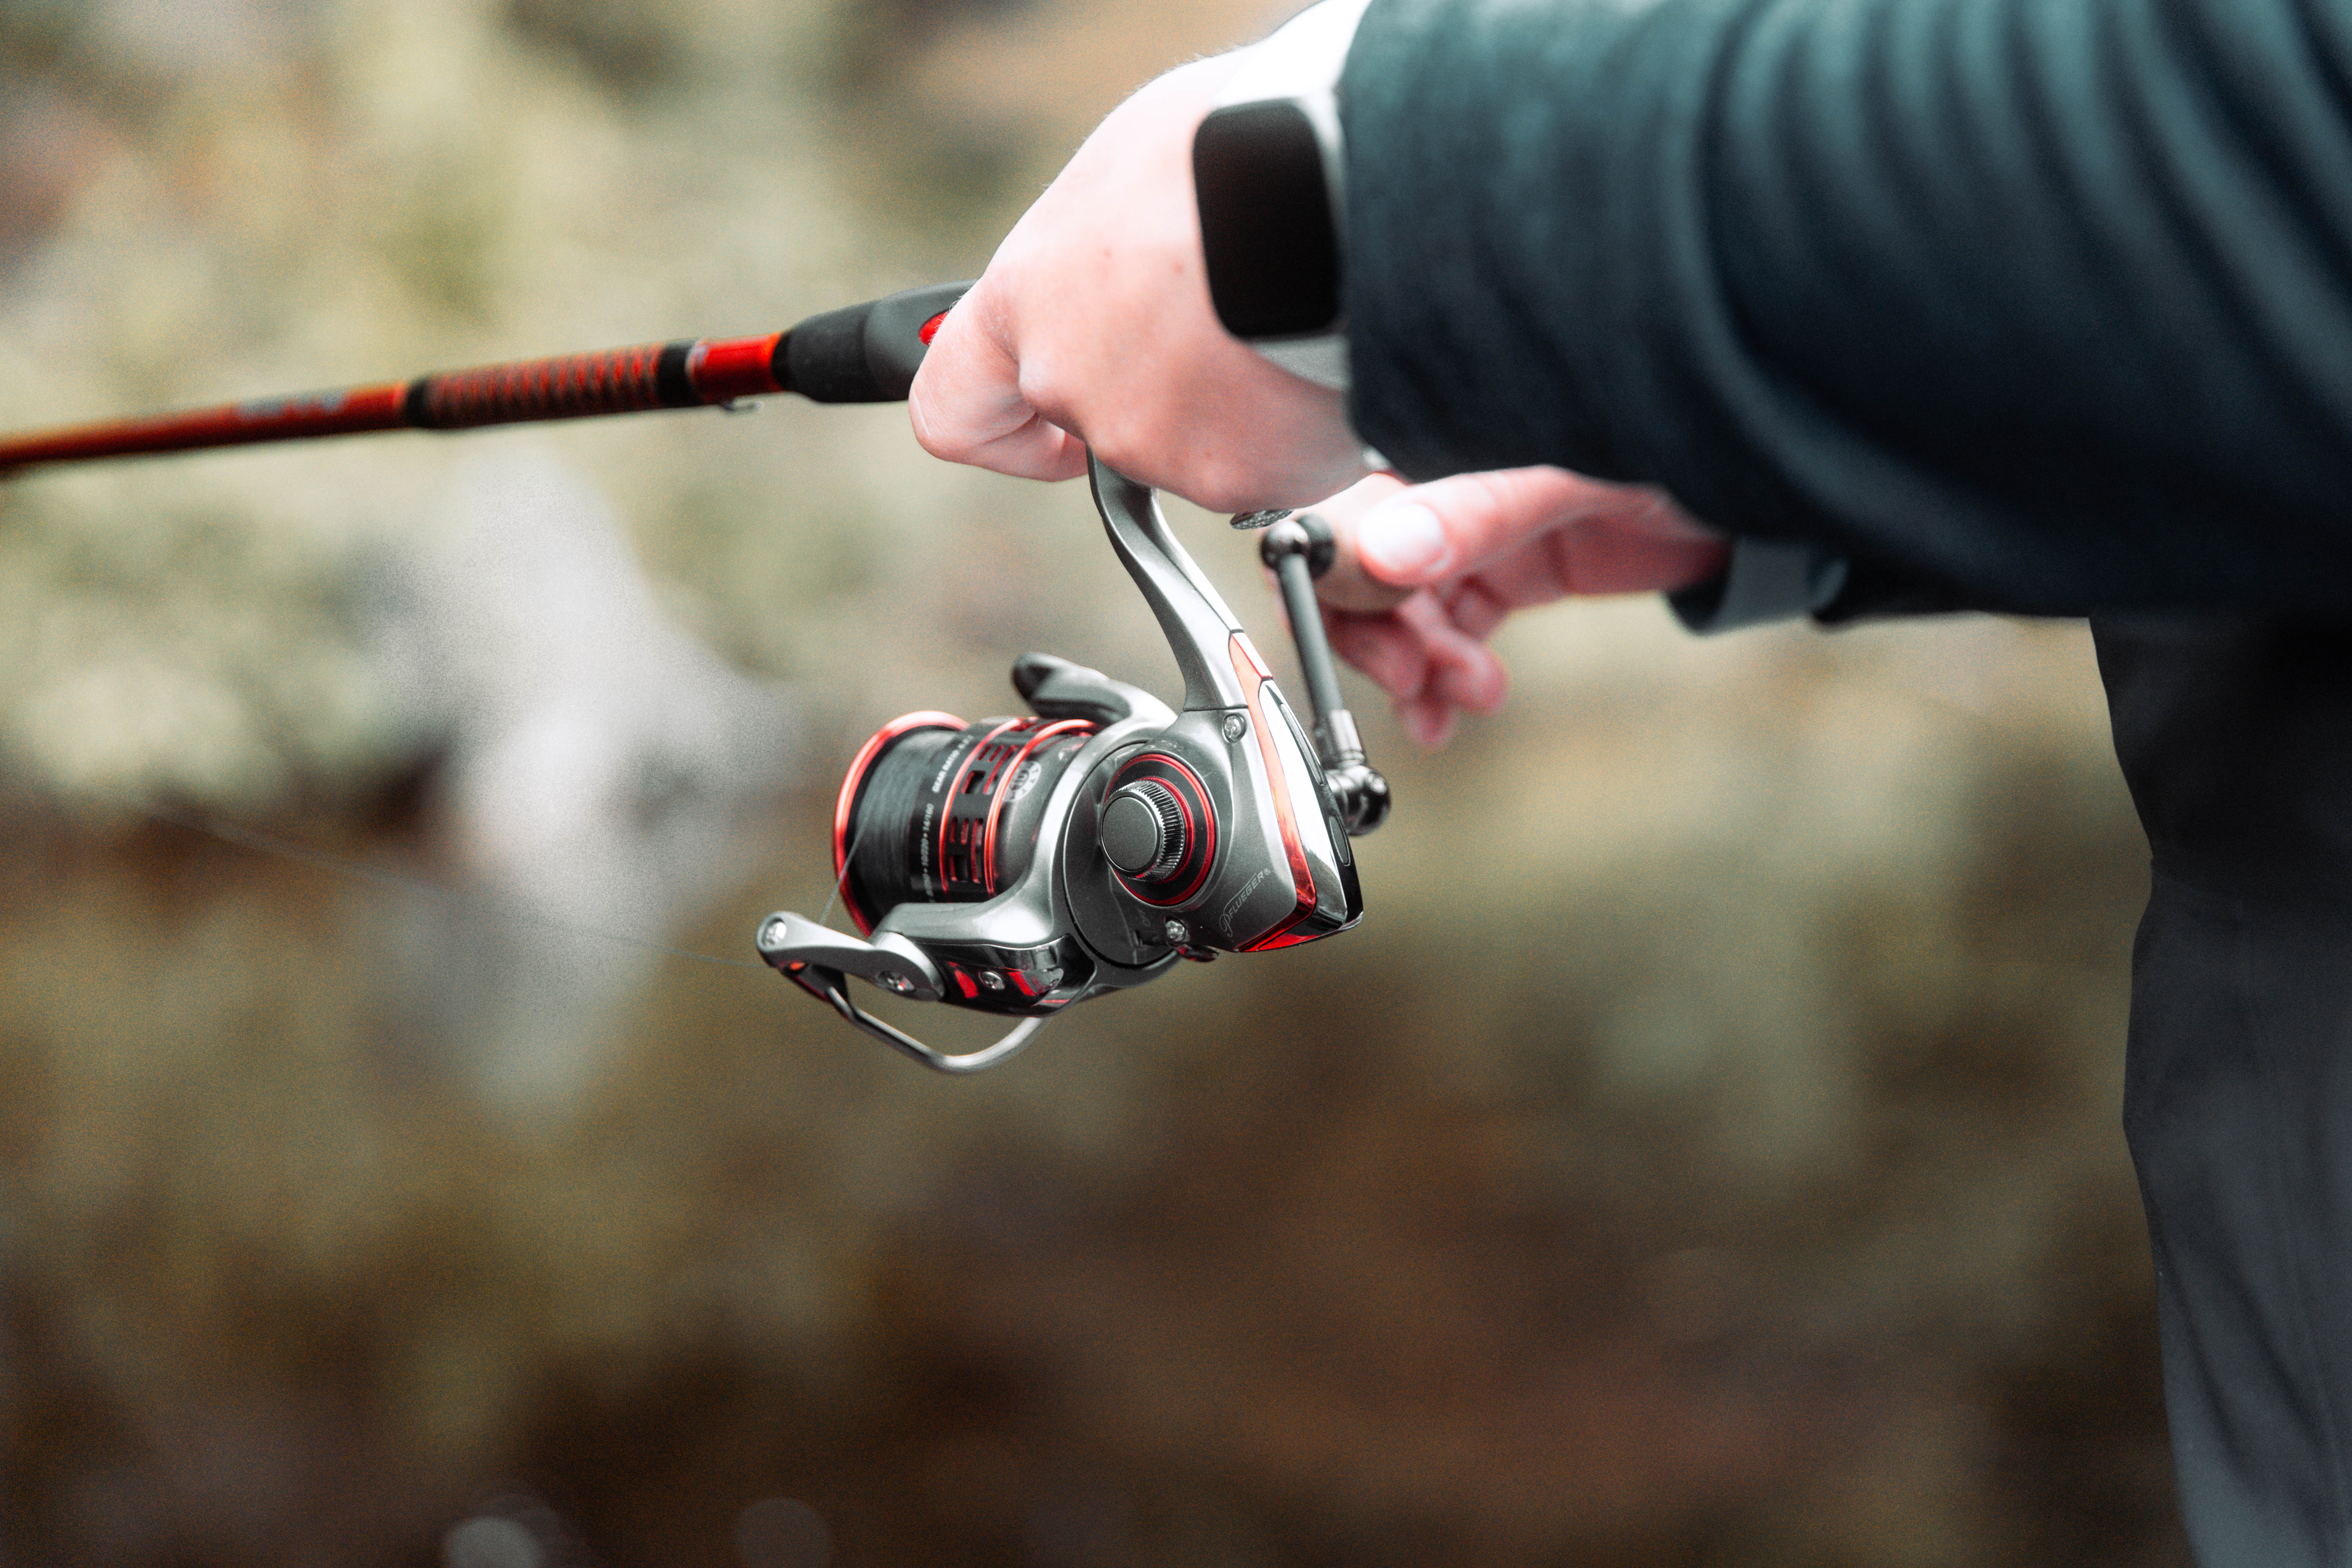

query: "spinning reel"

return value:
[754, 457, 1390, 1072]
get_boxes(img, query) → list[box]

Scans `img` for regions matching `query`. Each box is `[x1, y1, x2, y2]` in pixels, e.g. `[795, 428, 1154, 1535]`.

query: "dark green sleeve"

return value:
[1339, 0, 2352, 614]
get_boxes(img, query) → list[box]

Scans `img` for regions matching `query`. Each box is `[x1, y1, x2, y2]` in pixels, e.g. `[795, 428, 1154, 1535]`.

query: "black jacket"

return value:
[1339, 0, 2352, 615]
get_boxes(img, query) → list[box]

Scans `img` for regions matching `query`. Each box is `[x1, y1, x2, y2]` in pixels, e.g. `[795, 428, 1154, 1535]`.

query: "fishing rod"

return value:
[0, 281, 972, 473]
[0, 273, 1392, 1076]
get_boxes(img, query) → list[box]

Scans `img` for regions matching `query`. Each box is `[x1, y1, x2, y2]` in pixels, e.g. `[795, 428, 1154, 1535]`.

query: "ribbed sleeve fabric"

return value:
[1339, 0, 2352, 614]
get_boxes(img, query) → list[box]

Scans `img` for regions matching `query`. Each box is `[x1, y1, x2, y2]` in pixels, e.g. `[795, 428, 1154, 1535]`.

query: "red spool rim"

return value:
[980, 719, 1097, 892]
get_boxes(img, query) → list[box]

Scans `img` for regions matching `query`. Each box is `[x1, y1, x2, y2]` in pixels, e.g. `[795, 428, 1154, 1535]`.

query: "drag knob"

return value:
[1100, 780, 1188, 881]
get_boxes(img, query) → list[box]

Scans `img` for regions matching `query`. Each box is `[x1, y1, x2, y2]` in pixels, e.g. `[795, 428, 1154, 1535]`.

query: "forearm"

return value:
[1342, 0, 2352, 614]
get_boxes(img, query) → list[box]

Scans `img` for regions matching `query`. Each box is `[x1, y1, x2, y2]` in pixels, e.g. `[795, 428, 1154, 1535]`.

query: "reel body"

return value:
[757, 457, 1383, 1072]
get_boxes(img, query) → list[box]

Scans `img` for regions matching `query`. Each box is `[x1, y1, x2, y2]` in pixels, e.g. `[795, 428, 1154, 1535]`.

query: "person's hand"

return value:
[908, 56, 1371, 513]
[1304, 467, 1730, 746]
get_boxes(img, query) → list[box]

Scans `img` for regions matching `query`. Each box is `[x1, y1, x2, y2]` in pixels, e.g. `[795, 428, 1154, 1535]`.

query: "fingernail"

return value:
[1357, 499, 1449, 580]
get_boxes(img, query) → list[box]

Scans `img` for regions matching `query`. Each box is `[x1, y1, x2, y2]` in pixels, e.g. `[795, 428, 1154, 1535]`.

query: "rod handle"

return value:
[781, 281, 974, 403]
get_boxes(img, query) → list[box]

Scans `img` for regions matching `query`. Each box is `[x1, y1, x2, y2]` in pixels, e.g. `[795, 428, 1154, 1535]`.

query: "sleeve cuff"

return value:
[1203, 0, 1373, 392]
[1668, 538, 1851, 634]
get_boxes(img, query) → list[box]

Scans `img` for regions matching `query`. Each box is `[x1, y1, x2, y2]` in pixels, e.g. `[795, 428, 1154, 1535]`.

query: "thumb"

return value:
[1353, 468, 1602, 587]
[1327, 465, 1731, 604]
[1315, 467, 1584, 610]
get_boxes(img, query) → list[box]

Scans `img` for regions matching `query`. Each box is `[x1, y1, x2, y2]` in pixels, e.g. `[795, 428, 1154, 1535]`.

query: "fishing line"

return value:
[137, 800, 773, 971]
[818, 815, 866, 930]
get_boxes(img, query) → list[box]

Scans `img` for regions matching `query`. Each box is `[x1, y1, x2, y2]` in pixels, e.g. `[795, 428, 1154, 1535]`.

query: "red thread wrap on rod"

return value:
[409, 341, 690, 429]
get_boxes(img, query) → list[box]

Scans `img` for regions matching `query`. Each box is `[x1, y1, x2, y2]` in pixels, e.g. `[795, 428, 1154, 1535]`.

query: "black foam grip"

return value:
[778, 281, 975, 403]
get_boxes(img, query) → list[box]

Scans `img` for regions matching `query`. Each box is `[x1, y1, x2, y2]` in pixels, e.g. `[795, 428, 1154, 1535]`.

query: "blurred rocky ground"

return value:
[0, 1, 2188, 1564]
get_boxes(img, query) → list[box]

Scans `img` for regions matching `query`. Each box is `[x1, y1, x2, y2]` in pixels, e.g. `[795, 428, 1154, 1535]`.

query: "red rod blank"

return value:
[0, 332, 789, 475]
[0, 281, 972, 474]
[0, 383, 412, 471]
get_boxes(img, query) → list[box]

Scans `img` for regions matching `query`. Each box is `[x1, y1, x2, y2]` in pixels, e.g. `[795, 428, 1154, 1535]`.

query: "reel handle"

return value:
[1262, 514, 1391, 835]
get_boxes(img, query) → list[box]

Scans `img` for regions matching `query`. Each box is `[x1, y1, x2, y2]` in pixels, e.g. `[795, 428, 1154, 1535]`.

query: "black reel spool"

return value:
[833, 713, 1099, 998]
[759, 460, 1390, 1074]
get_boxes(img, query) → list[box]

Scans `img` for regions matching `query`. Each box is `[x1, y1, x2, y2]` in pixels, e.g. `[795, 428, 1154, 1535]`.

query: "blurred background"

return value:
[0, 0, 2187, 1563]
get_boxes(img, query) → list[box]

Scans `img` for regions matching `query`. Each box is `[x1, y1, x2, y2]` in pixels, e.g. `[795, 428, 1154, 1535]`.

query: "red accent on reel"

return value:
[833, 710, 966, 936]
[918, 310, 950, 346]
[939, 718, 1029, 898]
[932, 716, 1101, 898]
[1228, 632, 1322, 951]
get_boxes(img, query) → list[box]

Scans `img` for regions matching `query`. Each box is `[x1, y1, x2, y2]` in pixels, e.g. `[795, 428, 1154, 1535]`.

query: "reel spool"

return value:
[757, 456, 1390, 1073]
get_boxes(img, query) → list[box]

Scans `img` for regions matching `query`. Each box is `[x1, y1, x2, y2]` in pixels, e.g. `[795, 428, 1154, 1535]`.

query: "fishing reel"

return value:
[755, 455, 1390, 1072]
[0, 273, 1385, 1076]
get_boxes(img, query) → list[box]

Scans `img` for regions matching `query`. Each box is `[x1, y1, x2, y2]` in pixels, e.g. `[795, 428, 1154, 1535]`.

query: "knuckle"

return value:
[1193, 470, 1261, 515]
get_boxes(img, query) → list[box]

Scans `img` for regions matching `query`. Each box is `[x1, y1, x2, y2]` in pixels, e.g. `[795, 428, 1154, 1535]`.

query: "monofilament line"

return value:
[137, 800, 771, 971]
